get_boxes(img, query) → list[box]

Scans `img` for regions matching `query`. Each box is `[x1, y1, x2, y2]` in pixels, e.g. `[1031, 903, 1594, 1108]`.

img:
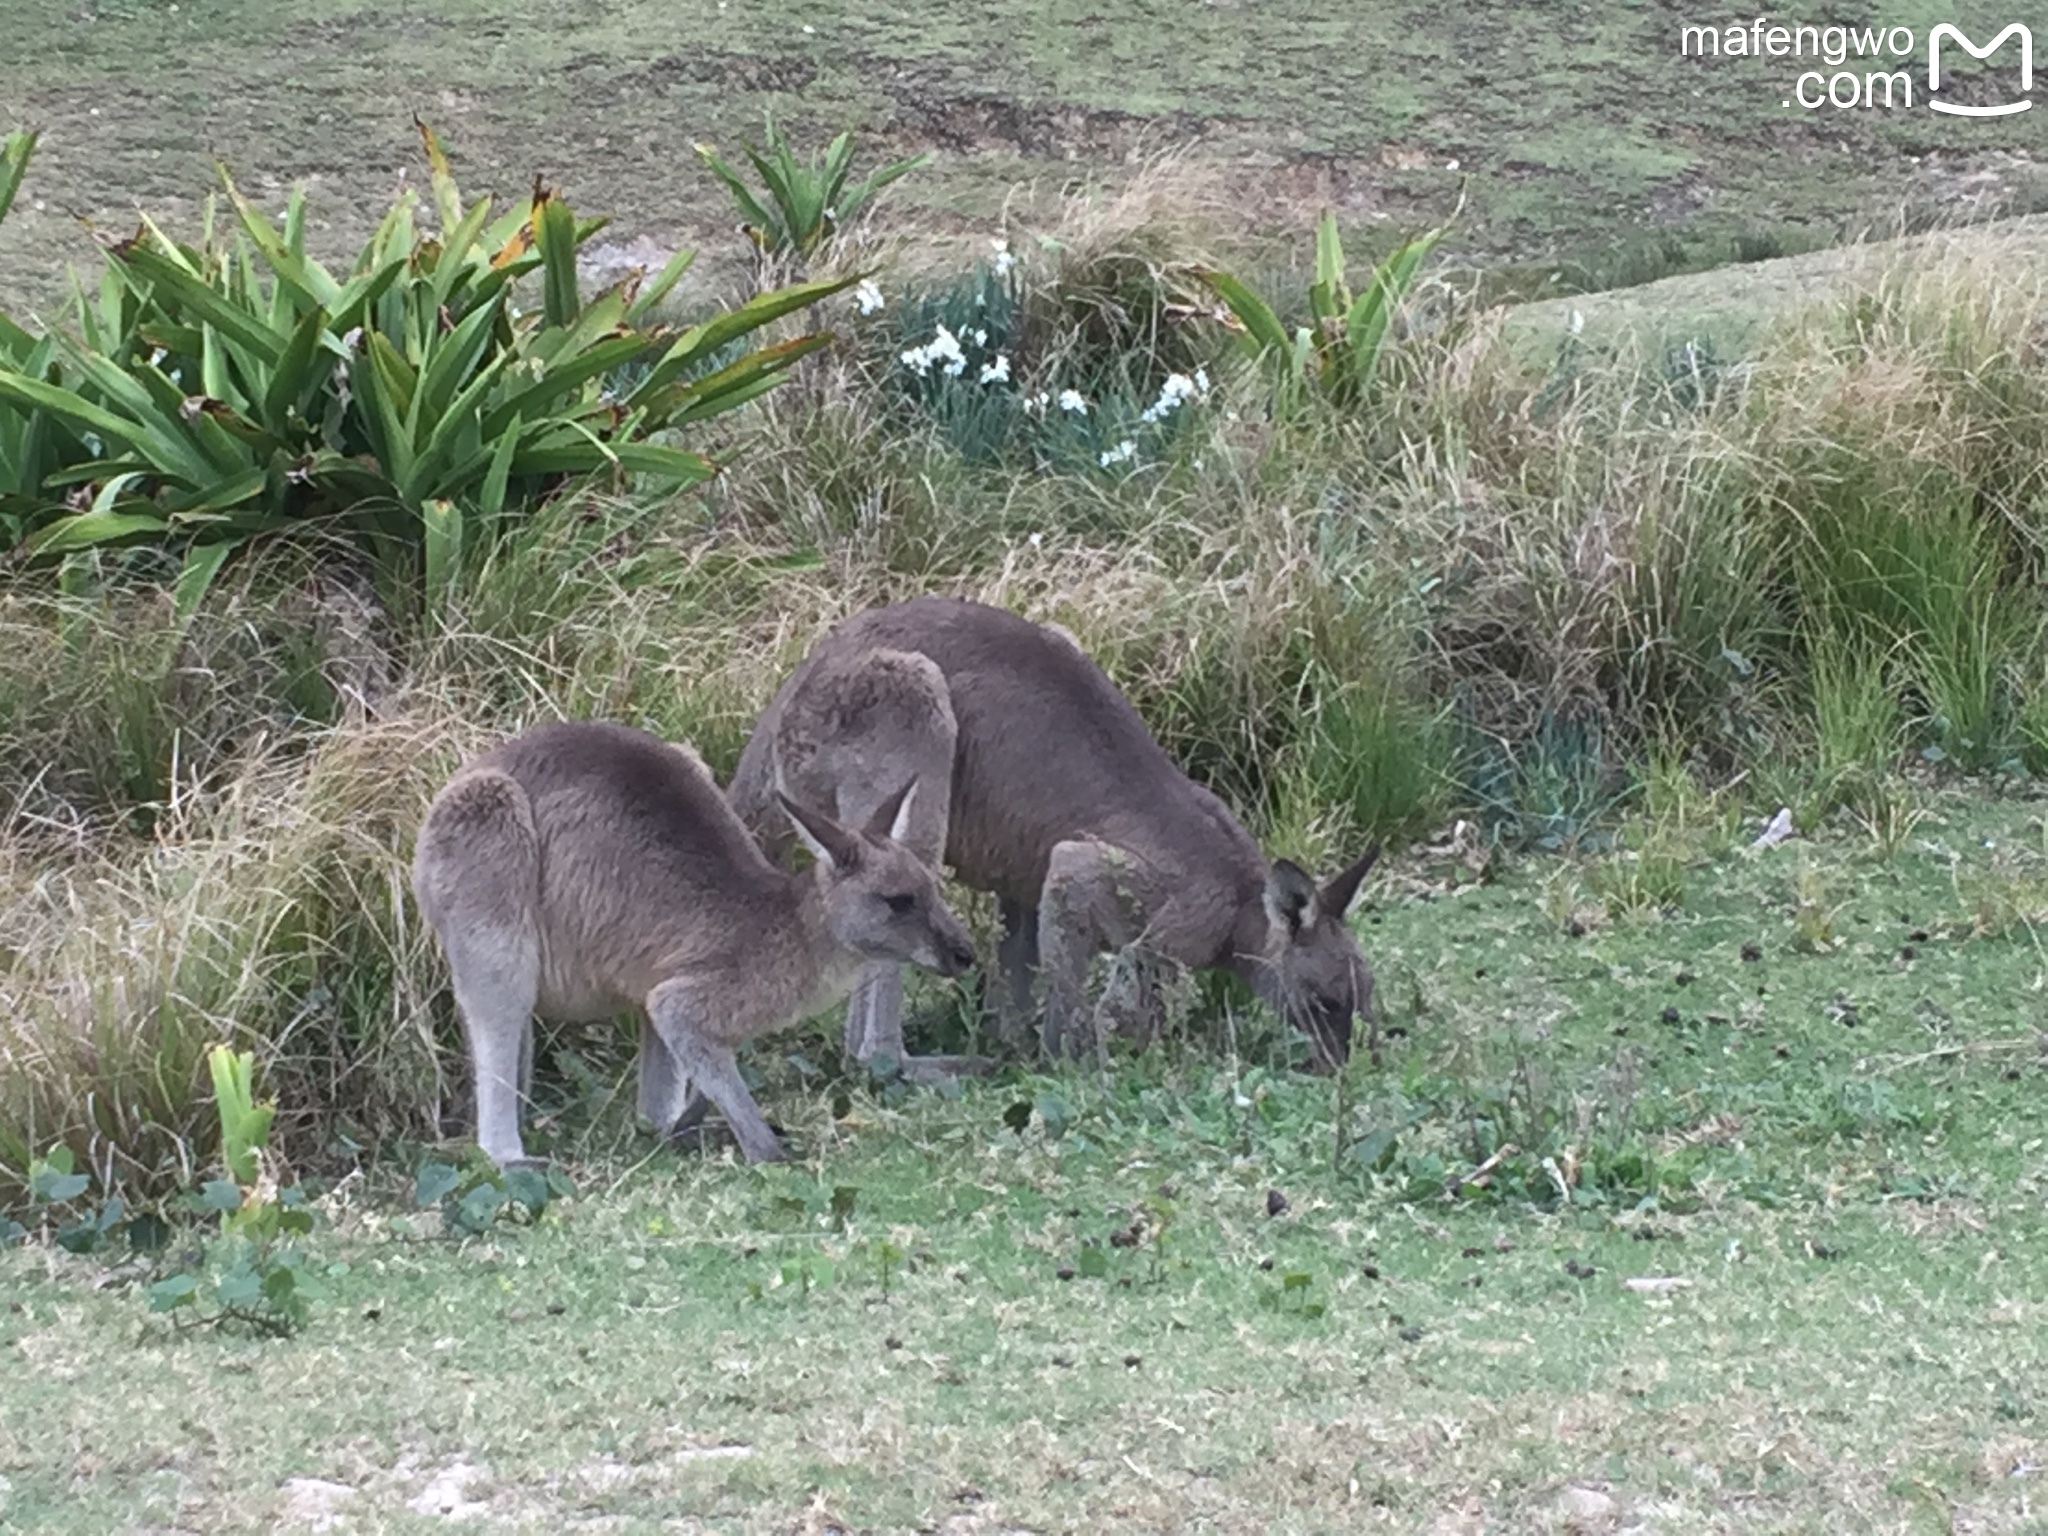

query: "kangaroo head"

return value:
[1254, 845, 1381, 1069]
[776, 779, 977, 977]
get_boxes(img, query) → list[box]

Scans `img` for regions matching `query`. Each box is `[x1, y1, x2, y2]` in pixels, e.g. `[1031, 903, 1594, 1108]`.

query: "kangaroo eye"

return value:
[884, 893, 916, 914]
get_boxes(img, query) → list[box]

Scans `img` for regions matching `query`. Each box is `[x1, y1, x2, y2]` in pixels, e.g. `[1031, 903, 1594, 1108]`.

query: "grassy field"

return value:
[10, 2, 2048, 1531]
[7, 792, 2048, 1534]
[6, 0, 2048, 319]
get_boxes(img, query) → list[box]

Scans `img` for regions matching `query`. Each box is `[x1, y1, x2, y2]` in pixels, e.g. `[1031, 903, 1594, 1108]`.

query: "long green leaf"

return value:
[477, 411, 520, 518]
[115, 244, 287, 366]
[413, 295, 505, 431]
[628, 274, 856, 403]
[622, 245, 697, 326]
[259, 305, 333, 431]
[693, 145, 777, 242]
[351, 335, 416, 491]
[653, 333, 832, 428]
[401, 351, 512, 505]
[1196, 269, 1292, 360]
[1341, 227, 1443, 400]
[513, 435, 715, 483]
[0, 129, 37, 229]
[27, 506, 169, 556]
[536, 193, 581, 329]
[1309, 210, 1347, 327]
[840, 150, 930, 221]
[224, 174, 341, 311]
[421, 496, 463, 611]
[480, 333, 650, 437]
[0, 370, 215, 485]
[173, 540, 237, 623]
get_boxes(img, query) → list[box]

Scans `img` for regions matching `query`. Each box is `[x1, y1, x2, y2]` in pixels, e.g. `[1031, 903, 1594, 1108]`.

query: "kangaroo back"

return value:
[732, 596, 1257, 909]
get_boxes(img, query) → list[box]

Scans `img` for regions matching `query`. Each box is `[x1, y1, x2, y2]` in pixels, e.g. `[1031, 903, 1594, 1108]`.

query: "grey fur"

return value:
[413, 719, 976, 1166]
[728, 597, 1379, 1072]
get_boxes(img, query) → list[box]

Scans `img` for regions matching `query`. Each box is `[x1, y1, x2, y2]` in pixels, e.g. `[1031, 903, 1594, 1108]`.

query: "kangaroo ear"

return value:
[778, 790, 861, 872]
[862, 777, 918, 844]
[1262, 858, 1320, 937]
[1319, 844, 1381, 919]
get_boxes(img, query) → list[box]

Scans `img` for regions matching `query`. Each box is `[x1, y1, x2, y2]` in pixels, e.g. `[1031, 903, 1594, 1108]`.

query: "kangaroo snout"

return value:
[937, 925, 978, 974]
[928, 919, 977, 977]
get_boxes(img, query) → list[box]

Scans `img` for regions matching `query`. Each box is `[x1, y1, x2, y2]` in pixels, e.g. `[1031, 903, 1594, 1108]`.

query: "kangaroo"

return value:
[727, 596, 1380, 1074]
[412, 719, 978, 1167]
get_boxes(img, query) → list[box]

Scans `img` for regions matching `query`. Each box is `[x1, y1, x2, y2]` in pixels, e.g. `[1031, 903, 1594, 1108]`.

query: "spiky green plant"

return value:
[695, 116, 928, 264]
[1197, 210, 1444, 416]
[0, 122, 856, 618]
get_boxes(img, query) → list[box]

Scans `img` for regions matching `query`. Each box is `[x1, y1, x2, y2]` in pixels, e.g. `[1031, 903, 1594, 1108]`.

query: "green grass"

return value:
[6, 793, 2048, 1532]
[6, 0, 2048, 322]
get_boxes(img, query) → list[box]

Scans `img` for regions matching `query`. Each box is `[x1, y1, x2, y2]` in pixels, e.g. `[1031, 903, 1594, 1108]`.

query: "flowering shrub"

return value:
[870, 240, 1215, 475]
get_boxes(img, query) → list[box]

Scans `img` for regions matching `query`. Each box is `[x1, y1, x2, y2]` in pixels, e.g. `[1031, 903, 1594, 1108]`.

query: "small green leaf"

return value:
[1282, 1271, 1312, 1292]
[1034, 1093, 1073, 1140]
[1076, 1246, 1109, 1279]
[54, 1219, 106, 1254]
[454, 1183, 508, 1233]
[414, 1160, 461, 1208]
[29, 1167, 90, 1205]
[201, 1178, 245, 1213]
[216, 1263, 263, 1308]
[502, 1167, 550, 1216]
[147, 1273, 200, 1312]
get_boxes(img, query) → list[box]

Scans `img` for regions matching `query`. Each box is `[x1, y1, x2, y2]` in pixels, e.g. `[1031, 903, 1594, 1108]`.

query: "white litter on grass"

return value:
[407, 1459, 491, 1519]
[1751, 807, 1794, 848]
[279, 1478, 358, 1531]
[1622, 1275, 1693, 1294]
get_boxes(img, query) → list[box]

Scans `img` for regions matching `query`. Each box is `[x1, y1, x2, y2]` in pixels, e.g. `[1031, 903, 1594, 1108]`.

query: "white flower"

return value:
[991, 237, 1017, 277]
[1057, 389, 1088, 415]
[855, 279, 885, 315]
[1023, 391, 1050, 415]
[979, 354, 1011, 385]
[900, 322, 967, 377]
[1028, 531, 1043, 547]
[1139, 371, 1208, 423]
[1194, 367, 1210, 394]
[972, 328, 987, 348]
[1568, 309, 1585, 336]
[1099, 439, 1138, 468]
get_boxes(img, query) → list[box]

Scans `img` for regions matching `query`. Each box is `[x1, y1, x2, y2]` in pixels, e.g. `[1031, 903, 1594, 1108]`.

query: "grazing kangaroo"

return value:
[412, 719, 978, 1167]
[727, 596, 1381, 1073]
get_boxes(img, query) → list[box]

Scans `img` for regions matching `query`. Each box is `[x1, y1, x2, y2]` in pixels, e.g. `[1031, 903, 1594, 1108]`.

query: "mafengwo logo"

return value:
[1679, 18, 2032, 115]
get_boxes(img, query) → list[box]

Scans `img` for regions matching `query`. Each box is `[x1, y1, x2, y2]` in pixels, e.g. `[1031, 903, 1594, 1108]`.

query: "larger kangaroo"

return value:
[413, 720, 977, 1166]
[727, 597, 1380, 1073]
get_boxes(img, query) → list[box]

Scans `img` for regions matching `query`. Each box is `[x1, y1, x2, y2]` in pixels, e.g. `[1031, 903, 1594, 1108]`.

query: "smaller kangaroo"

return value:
[412, 719, 978, 1167]
[729, 597, 1381, 1073]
